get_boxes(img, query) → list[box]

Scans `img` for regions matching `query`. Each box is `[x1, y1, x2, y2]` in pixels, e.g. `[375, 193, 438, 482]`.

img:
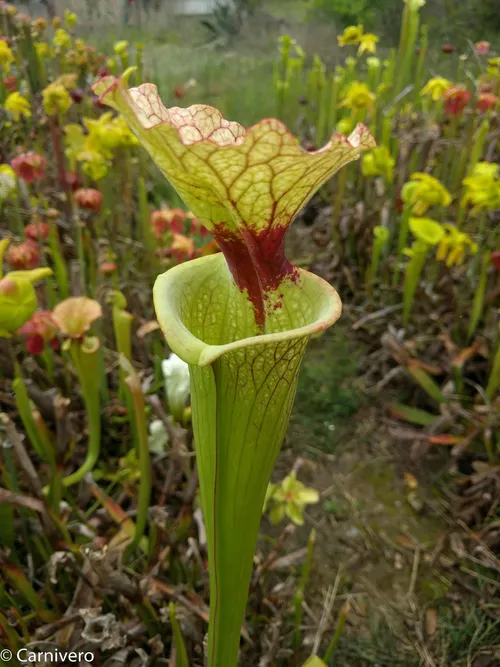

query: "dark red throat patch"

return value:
[213, 224, 297, 328]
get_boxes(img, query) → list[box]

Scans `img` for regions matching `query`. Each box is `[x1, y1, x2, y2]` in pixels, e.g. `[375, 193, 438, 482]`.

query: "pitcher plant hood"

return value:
[93, 73, 374, 327]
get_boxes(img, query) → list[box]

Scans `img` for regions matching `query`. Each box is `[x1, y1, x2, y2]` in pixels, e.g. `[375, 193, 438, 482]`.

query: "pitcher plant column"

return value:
[93, 71, 375, 667]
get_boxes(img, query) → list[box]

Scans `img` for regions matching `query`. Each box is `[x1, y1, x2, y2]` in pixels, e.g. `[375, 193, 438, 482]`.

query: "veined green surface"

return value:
[154, 254, 341, 666]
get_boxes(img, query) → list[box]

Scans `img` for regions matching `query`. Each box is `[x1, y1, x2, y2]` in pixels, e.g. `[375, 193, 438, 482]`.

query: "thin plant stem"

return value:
[62, 338, 101, 488]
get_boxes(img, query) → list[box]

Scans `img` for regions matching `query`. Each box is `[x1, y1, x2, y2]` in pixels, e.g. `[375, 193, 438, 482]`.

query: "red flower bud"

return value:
[18, 310, 59, 356]
[74, 188, 102, 212]
[99, 261, 117, 275]
[491, 251, 500, 270]
[4, 74, 16, 91]
[444, 87, 471, 116]
[26, 334, 44, 355]
[150, 208, 187, 238]
[441, 44, 454, 53]
[70, 88, 85, 103]
[0, 277, 17, 297]
[6, 240, 40, 270]
[475, 41, 490, 55]
[476, 93, 498, 113]
[24, 222, 49, 241]
[11, 152, 47, 183]
[65, 172, 82, 191]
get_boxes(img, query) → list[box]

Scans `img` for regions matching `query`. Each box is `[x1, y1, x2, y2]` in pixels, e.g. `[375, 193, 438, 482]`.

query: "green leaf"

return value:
[302, 657, 328, 667]
[169, 603, 190, 667]
[390, 402, 438, 426]
[407, 364, 447, 404]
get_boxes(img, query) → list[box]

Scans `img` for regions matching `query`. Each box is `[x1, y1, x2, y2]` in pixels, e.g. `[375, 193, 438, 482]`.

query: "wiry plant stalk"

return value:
[123, 359, 152, 551]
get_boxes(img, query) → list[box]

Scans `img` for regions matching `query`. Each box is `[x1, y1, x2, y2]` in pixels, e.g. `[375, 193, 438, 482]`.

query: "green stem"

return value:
[74, 216, 87, 295]
[486, 336, 500, 402]
[403, 241, 429, 326]
[124, 367, 152, 552]
[293, 528, 316, 650]
[62, 338, 101, 487]
[393, 203, 413, 287]
[468, 251, 490, 341]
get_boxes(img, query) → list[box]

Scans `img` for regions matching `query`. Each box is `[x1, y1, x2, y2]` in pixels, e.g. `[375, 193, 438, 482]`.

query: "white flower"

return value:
[161, 353, 190, 422]
[148, 419, 169, 455]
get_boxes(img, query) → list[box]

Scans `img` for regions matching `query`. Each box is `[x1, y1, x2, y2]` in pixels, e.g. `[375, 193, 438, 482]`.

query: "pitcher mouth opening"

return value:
[153, 253, 342, 367]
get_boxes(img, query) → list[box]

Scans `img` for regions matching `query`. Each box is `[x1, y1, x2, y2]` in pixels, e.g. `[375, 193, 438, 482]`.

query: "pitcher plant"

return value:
[93, 71, 375, 667]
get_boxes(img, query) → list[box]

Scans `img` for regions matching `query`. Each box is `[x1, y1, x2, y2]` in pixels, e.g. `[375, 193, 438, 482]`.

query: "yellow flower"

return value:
[487, 57, 500, 75]
[84, 113, 138, 155]
[337, 117, 354, 135]
[401, 172, 451, 215]
[64, 9, 78, 28]
[421, 77, 453, 102]
[358, 33, 378, 55]
[436, 224, 477, 267]
[341, 81, 375, 110]
[0, 40, 14, 72]
[114, 40, 129, 55]
[106, 57, 118, 74]
[5, 92, 31, 121]
[53, 28, 71, 50]
[374, 225, 389, 243]
[264, 472, 319, 525]
[361, 146, 395, 182]
[35, 42, 52, 59]
[64, 113, 137, 180]
[32, 16, 47, 32]
[462, 162, 500, 213]
[74, 38, 85, 52]
[338, 24, 364, 46]
[64, 124, 110, 180]
[42, 83, 72, 116]
[409, 217, 445, 246]
[367, 56, 381, 69]
[0, 165, 17, 203]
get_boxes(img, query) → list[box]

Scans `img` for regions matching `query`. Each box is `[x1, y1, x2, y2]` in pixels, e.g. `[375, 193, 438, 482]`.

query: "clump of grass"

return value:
[437, 604, 500, 665]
